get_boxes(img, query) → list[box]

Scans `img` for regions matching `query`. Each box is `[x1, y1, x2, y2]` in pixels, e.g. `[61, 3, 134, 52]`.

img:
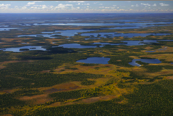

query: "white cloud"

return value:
[68, 1, 85, 3]
[50, 6, 54, 9]
[153, 4, 157, 6]
[160, 3, 169, 6]
[0, 4, 11, 9]
[41, 5, 47, 9]
[99, 6, 104, 8]
[27, 2, 35, 5]
[15, 6, 19, 9]
[30, 6, 37, 9]
[26, 1, 42, 6]
[131, 4, 139, 7]
[21, 6, 27, 9]
[105, 7, 110, 9]
[0, 4, 11, 7]
[141, 3, 151, 6]
[55, 4, 73, 9]
[85, 3, 90, 5]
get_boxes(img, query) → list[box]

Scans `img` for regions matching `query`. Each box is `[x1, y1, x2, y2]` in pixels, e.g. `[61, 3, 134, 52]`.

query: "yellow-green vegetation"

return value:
[1, 21, 173, 116]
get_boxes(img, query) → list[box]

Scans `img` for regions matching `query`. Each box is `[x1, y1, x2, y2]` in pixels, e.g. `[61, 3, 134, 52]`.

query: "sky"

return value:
[0, 1, 173, 13]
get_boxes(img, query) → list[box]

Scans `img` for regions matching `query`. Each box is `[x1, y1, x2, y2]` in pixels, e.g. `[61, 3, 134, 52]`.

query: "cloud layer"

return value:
[0, 1, 172, 13]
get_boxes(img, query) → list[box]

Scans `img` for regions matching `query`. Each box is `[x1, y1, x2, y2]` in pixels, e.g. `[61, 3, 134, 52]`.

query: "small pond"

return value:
[58, 43, 97, 48]
[145, 51, 155, 53]
[76, 57, 110, 64]
[129, 59, 162, 66]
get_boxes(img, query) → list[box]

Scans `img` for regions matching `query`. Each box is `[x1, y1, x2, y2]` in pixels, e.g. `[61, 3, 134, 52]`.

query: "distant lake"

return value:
[129, 59, 162, 66]
[1, 46, 46, 52]
[17, 34, 55, 38]
[93, 40, 173, 47]
[33, 22, 173, 28]
[3, 39, 172, 53]
[81, 32, 171, 38]
[58, 39, 173, 49]
[18, 32, 172, 39]
[77, 57, 110, 64]
[0, 28, 18, 31]
[18, 29, 95, 38]
[54, 29, 95, 36]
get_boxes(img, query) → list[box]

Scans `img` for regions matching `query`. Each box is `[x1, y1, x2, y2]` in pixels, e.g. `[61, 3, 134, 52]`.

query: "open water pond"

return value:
[81, 32, 171, 39]
[18, 29, 95, 38]
[93, 42, 119, 47]
[121, 40, 159, 46]
[42, 32, 54, 34]
[129, 39, 172, 45]
[33, 22, 128, 26]
[33, 22, 173, 28]
[0, 28, 18, 31]
[76, 57, 110, 64]
[58, 43, 97, 48]
[18, 26, 171, 39]
[18, 34, 56, 38]
[159, 40, 173, 42]
[58, 39, 173, 49]
[109, 26, 140, 29]
[145, 51, 155, 53]
[93, 40, 173, 47]
[129, 59, 162, 66]
[54, 29, 95, 36]
[1, 46, 46, 52]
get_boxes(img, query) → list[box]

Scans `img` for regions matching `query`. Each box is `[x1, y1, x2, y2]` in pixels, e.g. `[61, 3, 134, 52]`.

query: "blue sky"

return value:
[0, 1, 173, 13]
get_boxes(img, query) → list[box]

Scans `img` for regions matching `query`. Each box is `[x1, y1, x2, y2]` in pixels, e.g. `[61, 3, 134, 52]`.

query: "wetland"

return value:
[0, 13, 173, 116]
